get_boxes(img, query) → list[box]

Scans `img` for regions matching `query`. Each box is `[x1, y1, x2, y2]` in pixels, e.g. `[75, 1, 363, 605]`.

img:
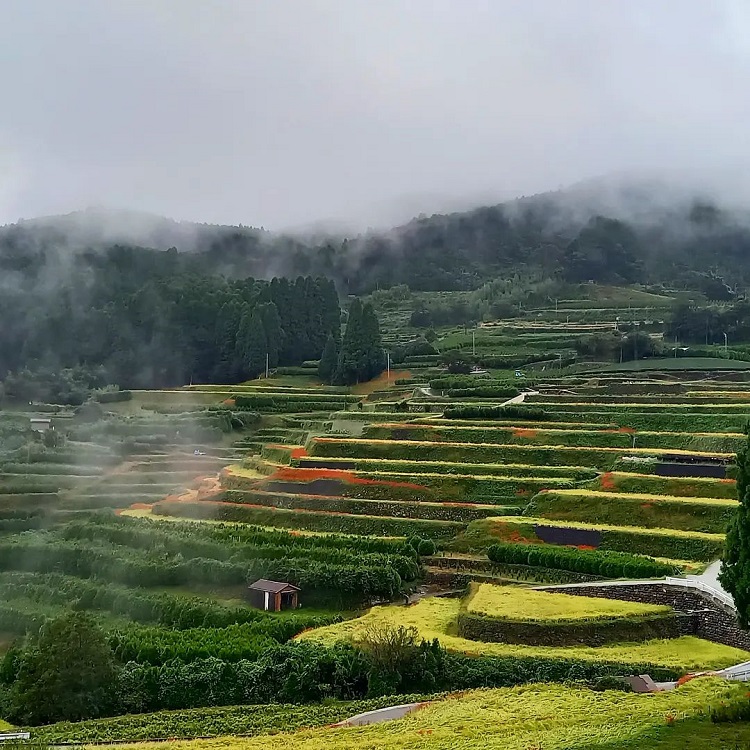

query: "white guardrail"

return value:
[663, 576, 736, 610]
[0, 733, 30, 742]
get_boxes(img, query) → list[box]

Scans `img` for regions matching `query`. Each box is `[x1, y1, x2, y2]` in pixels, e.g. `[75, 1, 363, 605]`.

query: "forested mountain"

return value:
[0, 244, 340, 389]
[3, 177, 750, 391]
[4, 178, 750, 298]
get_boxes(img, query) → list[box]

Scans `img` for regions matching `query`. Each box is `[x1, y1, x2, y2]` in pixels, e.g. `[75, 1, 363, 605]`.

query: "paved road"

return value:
[333, 703, 426, 727]
[692, 559, 724, 592]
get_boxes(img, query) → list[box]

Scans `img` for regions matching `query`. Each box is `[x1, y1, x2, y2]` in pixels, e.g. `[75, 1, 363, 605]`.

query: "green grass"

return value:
[465, 583, 670, 623]
[453, 516, 725, 561]
[298, 597, 746, 670]
[112, 680, 750, 750]
[526, 489, 737, 534]
[589, 357, 750, 372]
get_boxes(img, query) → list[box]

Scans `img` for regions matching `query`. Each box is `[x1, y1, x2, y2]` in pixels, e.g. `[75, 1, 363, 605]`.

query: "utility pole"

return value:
[724, 332, 728, 354]
[386, 350, 390, 381]
[472, 330, 476, 357]
[265, 352, 269, 379]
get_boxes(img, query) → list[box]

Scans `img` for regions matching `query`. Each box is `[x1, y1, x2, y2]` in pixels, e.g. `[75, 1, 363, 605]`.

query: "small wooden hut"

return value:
[247, 579, 300, 612]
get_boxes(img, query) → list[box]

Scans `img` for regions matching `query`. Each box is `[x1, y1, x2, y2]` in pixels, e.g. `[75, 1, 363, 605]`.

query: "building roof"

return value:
[248, 578, 300, 593]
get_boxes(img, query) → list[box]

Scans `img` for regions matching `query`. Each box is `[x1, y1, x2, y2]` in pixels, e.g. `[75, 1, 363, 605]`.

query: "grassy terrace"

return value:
[298, 597, 745, 670]
[309, 437, 732, 470]
[454, 516, 725, 561]
[106, 680, 750, 750]
[465, 584, 669, 622]
[295, 456, 597, 479]
[526, 489, 737, 533]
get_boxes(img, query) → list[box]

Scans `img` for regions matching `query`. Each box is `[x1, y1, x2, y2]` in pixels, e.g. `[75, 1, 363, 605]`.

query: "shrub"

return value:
[486, 541, 677, 578]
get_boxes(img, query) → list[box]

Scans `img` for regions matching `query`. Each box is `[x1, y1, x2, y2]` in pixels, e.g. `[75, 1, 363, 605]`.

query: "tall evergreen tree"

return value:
[245, 311, 268, 378]
[259, 302, 282, 369]
[720, 431, 750, 627]
[361, 302, 385, 380]
[334, 300, 384, 385]
[8, 611, 116, 725]
[235, 309, 268, 379]
[335, 299, 365, 385]
[318, 334, 339, 384]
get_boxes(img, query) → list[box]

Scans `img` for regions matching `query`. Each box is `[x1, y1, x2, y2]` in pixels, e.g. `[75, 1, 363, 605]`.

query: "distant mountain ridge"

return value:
[2, 174, 749, 294]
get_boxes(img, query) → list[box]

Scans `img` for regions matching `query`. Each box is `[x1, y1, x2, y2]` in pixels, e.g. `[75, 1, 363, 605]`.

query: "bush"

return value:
[443, 405, 549, 420]
[486, 542, 678, 578]
[417, 538, 437, 556]
[153, 500, 463, 541]
[95, 390, 132, 404]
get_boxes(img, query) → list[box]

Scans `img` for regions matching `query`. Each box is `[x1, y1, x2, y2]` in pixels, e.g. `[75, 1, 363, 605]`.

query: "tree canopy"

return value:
[5, 611, 117, 724]
[720, 432, 750, 628]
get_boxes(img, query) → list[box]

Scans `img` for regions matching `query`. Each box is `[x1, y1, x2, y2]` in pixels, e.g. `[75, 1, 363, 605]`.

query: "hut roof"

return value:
[248, 579, 300, 594]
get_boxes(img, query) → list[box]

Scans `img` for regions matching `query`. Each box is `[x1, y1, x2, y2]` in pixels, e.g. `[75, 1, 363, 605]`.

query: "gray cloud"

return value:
[1, 0, 749, 230]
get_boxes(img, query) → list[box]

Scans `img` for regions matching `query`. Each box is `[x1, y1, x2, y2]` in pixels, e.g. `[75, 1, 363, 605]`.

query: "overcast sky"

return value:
[1, 0, 749, 230]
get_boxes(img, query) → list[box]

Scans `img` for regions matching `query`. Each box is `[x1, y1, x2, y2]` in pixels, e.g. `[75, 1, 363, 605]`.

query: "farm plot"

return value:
[458, 583, 678, 646]
[299, 596, 746, 671]
[120, 679, 750, 750]
[454, 516, 725, 561]
[525, 489, 738, 534]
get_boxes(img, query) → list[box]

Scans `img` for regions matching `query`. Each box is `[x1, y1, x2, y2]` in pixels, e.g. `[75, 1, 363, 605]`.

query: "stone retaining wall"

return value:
[539, 583, 750, 652]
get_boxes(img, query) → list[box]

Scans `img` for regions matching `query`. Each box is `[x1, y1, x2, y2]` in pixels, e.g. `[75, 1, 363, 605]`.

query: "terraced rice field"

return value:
[150, 370, 748, 590]
[298, 596, 745, 670]
[464, 583, 670, 622]
[101, 679, 750, 750]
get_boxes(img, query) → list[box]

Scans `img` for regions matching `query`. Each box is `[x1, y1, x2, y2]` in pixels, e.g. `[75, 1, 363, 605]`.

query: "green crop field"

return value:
[3, 279, 750, 746]
[465, 583, 669, 622]
[106, 679, 750, 750]
[299, 597, 746, 670]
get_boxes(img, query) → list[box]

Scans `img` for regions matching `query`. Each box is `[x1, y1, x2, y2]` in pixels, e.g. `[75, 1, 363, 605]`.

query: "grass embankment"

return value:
[309, 437, 732, 470]
[465, 584, 669, 623]
[298, 598, 746, 671]
[97, 681, 750, 749]
[296, 456, 596, 480]
[453, 517, 724, 561]
[593, 472, 736, 500]
[527, 489, 737, 534]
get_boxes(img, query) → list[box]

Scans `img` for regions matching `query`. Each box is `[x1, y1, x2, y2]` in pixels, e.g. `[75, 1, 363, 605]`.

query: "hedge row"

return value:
[471, 518, 724, 561]
[529, 401, 750, 413]
[152, 500, 464, 540]
[486, 541, 679, 578]
[362, 424, 743, 452]
[222, 489, 515, 523]
[593, 472, 737, 500]
[443, 387, 520, 399]
[0, 536, 404, 601]
[0, 573, 272, 630]
[36, 642, 679, 719]
[235, 399, 351, 413]
[526, 490, 737, 534]
[95, 390, 133, 403]
[60, 517, 420, 586]
[443, 405, 550, 421]
[456, 609, 681, 647]
[295, 456, 597, 480]
[528, 408, 750, 433]
[29, 695, 435, 744]
[310, 437, 659, 471]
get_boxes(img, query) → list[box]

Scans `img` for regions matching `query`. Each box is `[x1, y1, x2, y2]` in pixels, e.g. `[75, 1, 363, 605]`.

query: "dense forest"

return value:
[4, 182, 750, 297]
[3, 180, 750, 391]
[0, 244, 340, 389]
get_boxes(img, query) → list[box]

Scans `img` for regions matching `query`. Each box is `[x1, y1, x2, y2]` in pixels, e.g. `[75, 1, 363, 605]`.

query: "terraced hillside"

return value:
[143, 370, 748, 601]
